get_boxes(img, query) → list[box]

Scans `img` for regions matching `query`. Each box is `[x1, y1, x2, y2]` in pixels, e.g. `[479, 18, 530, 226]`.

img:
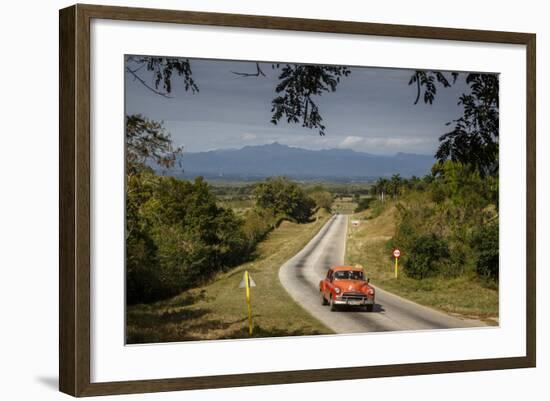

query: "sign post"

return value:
[392, 248, 401, 278]
[239, 270, 256, 336]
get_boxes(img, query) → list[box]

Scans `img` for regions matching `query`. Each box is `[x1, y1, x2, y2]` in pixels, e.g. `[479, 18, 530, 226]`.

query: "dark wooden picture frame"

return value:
[59, 3, 536, 397]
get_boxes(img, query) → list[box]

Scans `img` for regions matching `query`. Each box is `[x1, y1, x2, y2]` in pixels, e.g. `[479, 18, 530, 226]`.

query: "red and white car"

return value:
[319, 265, 375, 312]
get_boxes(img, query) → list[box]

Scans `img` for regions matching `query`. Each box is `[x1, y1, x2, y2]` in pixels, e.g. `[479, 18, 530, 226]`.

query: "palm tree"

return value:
[390, 174, 402, 199]
[372, 177, 390, 202]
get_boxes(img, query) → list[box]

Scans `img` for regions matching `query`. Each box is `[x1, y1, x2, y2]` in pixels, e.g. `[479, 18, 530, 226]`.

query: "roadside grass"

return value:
[127, 211, 333, 344]
[346, 205, 499, 323]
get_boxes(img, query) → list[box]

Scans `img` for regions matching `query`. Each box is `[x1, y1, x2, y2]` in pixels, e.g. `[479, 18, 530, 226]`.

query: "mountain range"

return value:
[162, 142, 435, 181]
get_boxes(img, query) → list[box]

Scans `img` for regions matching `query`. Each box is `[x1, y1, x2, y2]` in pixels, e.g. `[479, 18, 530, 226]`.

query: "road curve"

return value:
[279, 214, 486, 334]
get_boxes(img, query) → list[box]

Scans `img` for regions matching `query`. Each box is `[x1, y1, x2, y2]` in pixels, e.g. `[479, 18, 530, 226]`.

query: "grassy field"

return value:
[345, 205, 499, 323]
[127, 211, 333, 344]
[332, 196, 357, 214]
[217, 197, 255, 215]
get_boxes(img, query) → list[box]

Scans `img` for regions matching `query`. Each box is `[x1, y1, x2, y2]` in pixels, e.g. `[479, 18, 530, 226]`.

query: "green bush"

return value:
[354, 197, 372, 213]
[404, 233, 450, 280]
[471, 222, 499, 281]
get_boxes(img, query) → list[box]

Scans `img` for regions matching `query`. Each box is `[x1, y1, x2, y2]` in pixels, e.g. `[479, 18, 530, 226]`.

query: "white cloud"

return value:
[336, 135, 434, 153]
[241, 133, 257, 140]
[339, 136, 364, 147]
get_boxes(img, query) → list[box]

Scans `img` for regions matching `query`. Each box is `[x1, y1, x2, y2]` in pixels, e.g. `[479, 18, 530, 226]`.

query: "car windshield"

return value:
[333, 270, 363, 280]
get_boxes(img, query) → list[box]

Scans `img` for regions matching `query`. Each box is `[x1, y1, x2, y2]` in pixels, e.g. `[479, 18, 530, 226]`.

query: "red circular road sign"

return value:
[393, 248, 401, 258]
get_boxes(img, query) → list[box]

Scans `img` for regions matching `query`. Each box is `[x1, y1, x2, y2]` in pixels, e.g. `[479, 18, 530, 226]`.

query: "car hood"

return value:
[333, 280, 370, 293]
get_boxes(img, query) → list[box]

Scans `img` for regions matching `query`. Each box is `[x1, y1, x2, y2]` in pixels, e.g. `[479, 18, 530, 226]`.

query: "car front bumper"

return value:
[334, 297, 375, 306]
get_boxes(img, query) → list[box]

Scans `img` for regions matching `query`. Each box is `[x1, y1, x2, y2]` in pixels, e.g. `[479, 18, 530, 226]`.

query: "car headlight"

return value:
[334, 288, 341, 294]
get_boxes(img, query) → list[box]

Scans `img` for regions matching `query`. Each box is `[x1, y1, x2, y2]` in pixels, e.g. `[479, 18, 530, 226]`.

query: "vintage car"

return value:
[319, 265, 375, 312]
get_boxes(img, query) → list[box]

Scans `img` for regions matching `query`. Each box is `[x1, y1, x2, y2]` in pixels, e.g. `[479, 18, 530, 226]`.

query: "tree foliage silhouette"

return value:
[126, 56, 198, 98]
[409, 71, 499, 176]
[269, 64, 351, 135]
[126, 114, 182, 175]
[125, 56, 350, 136]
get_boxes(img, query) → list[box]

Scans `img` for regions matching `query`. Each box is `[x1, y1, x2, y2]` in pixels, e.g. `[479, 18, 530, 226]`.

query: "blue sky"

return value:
[125, 57, 471, 155]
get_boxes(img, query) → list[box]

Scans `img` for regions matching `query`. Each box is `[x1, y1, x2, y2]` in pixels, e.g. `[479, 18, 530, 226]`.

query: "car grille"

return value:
[341, 292, 367, 301]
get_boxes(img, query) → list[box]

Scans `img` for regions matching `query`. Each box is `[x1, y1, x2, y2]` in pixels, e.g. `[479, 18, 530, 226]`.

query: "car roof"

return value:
[331, 265, 363, 272]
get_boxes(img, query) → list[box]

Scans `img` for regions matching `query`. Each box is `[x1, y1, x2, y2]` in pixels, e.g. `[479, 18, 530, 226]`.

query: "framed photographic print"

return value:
[59, 4, 536, 397]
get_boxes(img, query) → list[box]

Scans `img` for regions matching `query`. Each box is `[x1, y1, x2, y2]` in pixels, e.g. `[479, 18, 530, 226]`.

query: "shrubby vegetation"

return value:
[354, 197, 372, 213]
[405, 233, 450, 280]
[471, 222, 499, 281]
[376, 161, 499, 284]
[126, 173, 251, 304]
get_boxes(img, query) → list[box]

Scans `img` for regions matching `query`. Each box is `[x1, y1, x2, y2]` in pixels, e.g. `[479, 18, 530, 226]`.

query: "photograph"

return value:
[124, 55, 500, 344]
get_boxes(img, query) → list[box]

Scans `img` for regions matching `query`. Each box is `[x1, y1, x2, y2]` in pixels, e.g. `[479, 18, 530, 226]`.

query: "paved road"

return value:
[279, 214, 486, 333]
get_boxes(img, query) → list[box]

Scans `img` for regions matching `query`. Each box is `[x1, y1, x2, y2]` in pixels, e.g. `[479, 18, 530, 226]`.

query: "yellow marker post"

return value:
[245, 270, 252, 336]
[394, 257, 398, 278]
[239, 270, 256, 335]
[392, 248, 401, 279]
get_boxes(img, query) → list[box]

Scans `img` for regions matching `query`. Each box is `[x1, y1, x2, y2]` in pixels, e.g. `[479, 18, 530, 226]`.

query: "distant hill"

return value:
[161, 142, 435, 181]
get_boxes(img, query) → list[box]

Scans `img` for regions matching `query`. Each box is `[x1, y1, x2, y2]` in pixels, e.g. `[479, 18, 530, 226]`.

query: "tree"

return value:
[409, 70, 458, 105]
[371, 177, 390, 202]
[270, 64, 351, 135]
[126, 56, 350, 136]
[126, 114, 182, 175]
[126, 173, 161, 303]
[125, 56, 198, 98]
[431, 160, 494, 220]
[309, 189, 333, 211]
[126, 174, 251, 304]
[253, 177, 315, 223]
[436, 74, 499, 177]
[389, 174, 403, 199]
[409, 71, 499, 177]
